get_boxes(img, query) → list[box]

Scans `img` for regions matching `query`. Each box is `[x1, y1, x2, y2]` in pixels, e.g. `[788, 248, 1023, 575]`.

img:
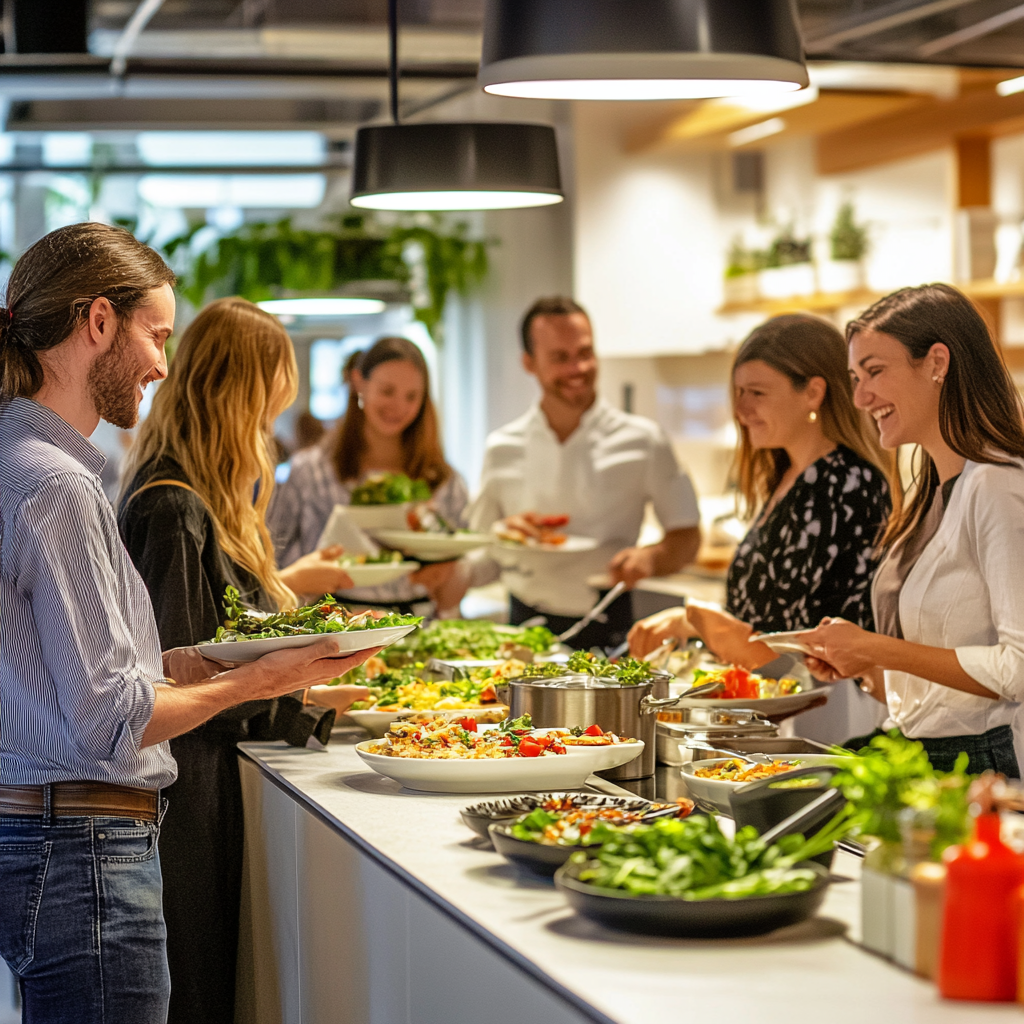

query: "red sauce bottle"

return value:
[937, 813, 1024, 1001]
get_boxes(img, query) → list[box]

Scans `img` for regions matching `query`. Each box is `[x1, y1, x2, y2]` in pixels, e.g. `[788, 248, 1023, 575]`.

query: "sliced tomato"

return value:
[458, 717, 477, 732]
[583, 724, 604, 737]
[722, 667, 759, 700]
[518, 737, 543, 758]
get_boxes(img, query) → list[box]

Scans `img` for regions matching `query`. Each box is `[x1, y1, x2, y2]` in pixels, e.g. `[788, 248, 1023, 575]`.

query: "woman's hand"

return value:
[306, 683, 371, 715]
[801, 617, 879, 679]
[280, 545, 354, 596]
[684, 600, 775, 670]
[628, 607, 691, 658]
[409, 560, 469, 614]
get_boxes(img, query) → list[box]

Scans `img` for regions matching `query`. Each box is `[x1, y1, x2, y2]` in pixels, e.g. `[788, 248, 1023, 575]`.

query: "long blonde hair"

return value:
[122, 297, 298, 609]
[732, 313, 885, 517]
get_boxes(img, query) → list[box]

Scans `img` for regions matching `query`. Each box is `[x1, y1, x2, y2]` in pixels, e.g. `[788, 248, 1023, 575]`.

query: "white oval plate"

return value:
[681, 754, 850, 813]
[494, 535, 598, 554]
[340, 561, 420, 587]
[196, 623, 419, 667]
[369, 530, 492, 562]
[672, 687, 827, 716]
[354, 739, 644, 793]
[343, 503, 412, 531]
[347, 704, 509, 738]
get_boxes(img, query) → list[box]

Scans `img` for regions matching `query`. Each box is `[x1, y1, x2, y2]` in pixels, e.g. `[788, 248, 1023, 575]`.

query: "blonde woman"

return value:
[117, 298, 366, 1024]
[629, 314, 889, 669]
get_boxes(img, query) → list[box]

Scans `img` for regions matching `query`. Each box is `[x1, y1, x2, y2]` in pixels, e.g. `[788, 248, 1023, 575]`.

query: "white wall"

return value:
[572, 105, 957, 359]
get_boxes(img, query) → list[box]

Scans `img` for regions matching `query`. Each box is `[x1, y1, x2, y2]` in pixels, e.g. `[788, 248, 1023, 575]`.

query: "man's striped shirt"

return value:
[0, 397, 176, 788]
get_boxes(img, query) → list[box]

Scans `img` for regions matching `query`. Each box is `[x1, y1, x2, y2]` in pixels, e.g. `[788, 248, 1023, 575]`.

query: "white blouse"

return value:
[883, 458, 1024, 740]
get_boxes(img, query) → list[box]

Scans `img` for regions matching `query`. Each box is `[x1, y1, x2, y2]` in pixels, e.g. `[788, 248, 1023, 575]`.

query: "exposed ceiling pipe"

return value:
[918, 1, 1024, 56]
[111, 0, 168, 77]
[805, 0, 983, 51]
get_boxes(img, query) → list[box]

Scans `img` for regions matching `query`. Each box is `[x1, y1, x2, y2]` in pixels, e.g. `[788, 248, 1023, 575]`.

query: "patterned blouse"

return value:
[726, 446, 889, 633]
[267, 440, 469, 605]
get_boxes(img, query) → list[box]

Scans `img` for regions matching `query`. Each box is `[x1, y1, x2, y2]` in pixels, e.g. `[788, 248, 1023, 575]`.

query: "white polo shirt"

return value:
[467, 399, 700, 617]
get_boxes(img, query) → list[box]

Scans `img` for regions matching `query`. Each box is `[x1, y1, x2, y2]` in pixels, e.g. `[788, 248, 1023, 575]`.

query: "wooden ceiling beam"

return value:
[818, 84, 1024, 174]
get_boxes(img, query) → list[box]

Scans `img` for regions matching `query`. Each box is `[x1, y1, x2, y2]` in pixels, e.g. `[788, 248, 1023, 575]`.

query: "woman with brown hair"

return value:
[269, 335, 469, 612]
[629, 313, 889, 670]
[117, 297, 368, 1024]
[802, 284, 1024, 776]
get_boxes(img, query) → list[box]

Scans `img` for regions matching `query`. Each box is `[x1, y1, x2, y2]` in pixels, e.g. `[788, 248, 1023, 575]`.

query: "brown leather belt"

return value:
[0, 783, 159, 822]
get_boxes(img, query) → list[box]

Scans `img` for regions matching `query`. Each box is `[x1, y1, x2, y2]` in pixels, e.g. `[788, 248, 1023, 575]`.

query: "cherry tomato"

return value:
[518, 737, 543, 758]
[458, 717, 477, 732]
[583, 724, 604, 737]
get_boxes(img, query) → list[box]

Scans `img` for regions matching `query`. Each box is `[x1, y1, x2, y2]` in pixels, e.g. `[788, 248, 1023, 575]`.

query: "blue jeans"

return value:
[0, 814, 170, 1024]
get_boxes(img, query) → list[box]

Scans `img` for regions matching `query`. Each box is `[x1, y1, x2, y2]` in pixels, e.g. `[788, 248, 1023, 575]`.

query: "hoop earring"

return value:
[808, 410, 818, 423]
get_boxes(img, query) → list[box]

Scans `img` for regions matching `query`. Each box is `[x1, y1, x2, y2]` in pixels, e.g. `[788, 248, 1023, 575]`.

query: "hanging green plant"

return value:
[158, 213, 491, 342]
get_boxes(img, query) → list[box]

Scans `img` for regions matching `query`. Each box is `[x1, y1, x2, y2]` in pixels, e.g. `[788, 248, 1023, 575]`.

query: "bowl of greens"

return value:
[197, 587, 422, 666]
[554, 814, 846, 938]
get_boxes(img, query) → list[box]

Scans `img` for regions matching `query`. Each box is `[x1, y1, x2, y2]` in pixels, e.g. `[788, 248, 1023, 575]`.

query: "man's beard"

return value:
[551, 376, 596, 410]
[87, 326, 147, 430]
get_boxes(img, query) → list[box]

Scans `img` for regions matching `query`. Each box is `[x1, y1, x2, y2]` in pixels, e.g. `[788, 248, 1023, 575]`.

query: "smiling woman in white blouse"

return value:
[803, 283, 1024, 777]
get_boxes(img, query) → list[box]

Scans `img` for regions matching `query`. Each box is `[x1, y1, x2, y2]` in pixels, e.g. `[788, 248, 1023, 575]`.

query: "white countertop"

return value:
[240, 733, 1015, 1024]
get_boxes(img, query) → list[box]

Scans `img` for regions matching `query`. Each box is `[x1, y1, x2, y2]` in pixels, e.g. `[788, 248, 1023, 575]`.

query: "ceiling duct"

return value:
[8, 0, 89, 54]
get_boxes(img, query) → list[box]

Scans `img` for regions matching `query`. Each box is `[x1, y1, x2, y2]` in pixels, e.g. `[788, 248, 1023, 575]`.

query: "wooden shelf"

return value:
[717, 279, 1024, 317]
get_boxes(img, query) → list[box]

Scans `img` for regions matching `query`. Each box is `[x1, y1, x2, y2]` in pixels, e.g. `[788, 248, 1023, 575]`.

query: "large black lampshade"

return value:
[479, 0, 809, 100]
[350, 122, 563, 211]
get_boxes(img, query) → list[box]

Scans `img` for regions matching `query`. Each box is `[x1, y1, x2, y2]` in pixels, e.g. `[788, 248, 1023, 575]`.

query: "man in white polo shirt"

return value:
[465, 296, 701, 649]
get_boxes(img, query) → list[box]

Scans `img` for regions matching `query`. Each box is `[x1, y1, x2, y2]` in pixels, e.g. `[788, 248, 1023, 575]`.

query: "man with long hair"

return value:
[0, 223, 376, 1022]
[465, 296, 702, 648]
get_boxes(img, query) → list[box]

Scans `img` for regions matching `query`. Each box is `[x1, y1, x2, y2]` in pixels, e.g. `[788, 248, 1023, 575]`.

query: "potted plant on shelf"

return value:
[757, 226, 814, 299]
[819, 201, 869, 293]
[722, 236, 761, 305]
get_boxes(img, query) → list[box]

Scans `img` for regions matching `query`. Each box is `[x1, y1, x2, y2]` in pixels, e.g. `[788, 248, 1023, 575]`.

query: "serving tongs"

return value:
[557, 580, 627, 643]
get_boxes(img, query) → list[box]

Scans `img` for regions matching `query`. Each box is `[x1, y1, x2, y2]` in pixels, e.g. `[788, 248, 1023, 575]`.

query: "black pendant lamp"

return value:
[479, 0, 808, 101]
[350, 0, 563, 211]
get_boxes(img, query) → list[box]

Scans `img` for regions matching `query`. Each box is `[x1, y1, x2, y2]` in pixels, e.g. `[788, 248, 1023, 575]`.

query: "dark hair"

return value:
[0, 222, 176, 401]
[332, 336, 452, 489]
[846, 283, 1024, 548]
[732, 313, 884, 515]
[520, 296, 589, 354]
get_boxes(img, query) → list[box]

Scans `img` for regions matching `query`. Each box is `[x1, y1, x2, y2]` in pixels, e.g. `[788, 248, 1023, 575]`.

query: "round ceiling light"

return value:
[257, 298, 386, 316]
[350, 123, 563, 212]
[479, 0, 808, 101]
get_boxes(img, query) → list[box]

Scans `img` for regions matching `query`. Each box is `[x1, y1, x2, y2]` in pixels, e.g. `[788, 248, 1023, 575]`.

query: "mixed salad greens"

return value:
[338, 549, 407, 566]
[689, 665, 802, 700]
[520, 650, 658, 686]
[384, 619, 557, 666]
[347, 666, 500, 711]
[571, 810, 854, 901]
[209, 586, 421, 643]
[350, 473, 431, 505]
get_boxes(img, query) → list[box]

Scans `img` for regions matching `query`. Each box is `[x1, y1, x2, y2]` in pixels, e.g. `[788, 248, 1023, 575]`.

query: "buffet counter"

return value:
[236, 732, 1014, 1024]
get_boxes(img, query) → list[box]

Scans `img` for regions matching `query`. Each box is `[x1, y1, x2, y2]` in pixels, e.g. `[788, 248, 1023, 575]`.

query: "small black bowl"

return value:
[488, 821, 591, 876]
[460, 793, 651, 843]
[554, 859, 831, 939]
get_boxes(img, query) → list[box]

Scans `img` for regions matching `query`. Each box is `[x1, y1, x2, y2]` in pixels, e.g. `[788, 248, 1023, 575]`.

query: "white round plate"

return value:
[342, 503, 412, 531]
[681, 754, 850, 813]
[672, 687, 827, 716]
[347, 704, 509, 738]
[340, 561, 420, 587]
[196, 624, 419, 667]
[369, 530, 492, 561]
[354, 739, 644, 794]
[495, 535, 598, 554]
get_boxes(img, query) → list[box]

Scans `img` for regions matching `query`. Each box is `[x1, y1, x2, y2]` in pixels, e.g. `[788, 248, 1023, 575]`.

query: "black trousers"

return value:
[509, 591, 635, 652]
[844, 724, 1020, 778]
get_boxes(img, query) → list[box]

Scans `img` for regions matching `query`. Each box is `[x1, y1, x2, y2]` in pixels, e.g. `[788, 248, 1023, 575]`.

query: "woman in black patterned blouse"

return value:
[630, 314, 889, 668]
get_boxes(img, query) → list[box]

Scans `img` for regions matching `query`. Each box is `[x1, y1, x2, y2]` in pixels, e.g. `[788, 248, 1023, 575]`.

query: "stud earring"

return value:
[932, 375, 945, 385]
[808, 410, 818, 423]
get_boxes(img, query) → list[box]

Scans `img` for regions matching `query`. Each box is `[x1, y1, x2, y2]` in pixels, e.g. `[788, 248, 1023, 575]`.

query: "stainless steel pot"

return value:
[505, 673, 680, 780]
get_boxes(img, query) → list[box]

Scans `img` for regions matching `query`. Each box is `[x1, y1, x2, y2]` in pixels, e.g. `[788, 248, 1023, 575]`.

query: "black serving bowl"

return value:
[488, 821, 592, 876]
[460, 793, 650, 844]
[554, 859, 831, 939]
